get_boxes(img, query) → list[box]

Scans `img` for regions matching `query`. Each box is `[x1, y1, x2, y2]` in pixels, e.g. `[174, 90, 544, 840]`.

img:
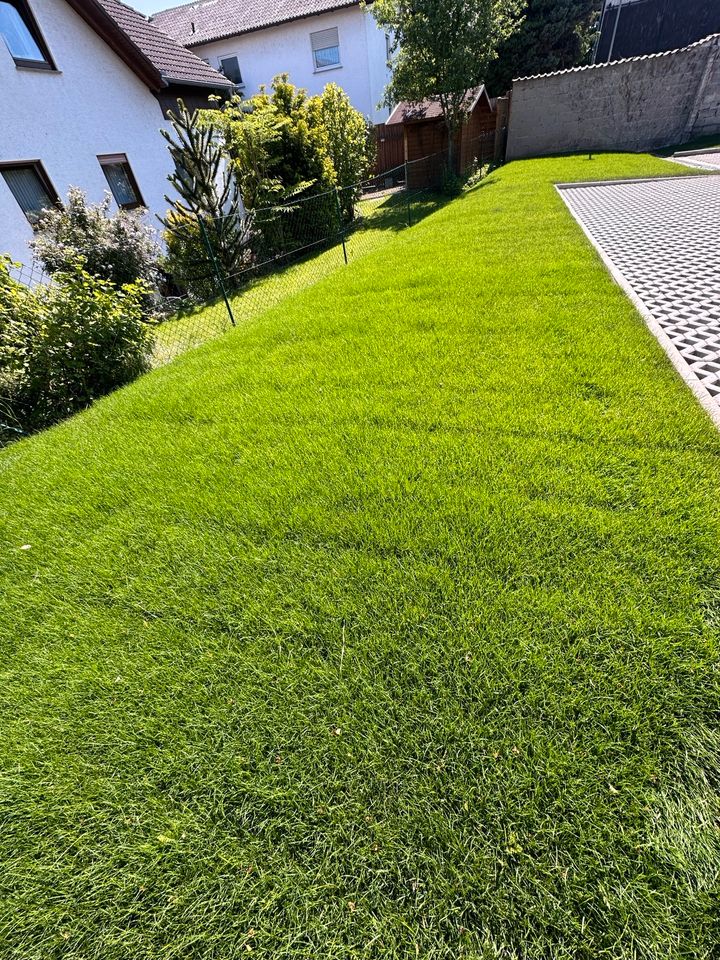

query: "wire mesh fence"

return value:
[7, 260, 51, 288]
[152, 150, 466, 365]
[2, 140, 499, 444]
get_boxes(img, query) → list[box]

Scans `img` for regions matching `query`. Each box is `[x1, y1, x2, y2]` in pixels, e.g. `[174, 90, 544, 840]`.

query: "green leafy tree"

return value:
[374, 0, 524, 164]
[216, 75, 336, 209]
[308, 83, 374, 219]
[160, 100, 252, 297]
[485, 0, 602, 94]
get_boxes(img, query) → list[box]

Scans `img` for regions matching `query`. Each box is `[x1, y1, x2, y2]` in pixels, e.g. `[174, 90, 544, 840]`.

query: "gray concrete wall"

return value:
[692, 40, 720, 136]
[506, 34, 720, 160]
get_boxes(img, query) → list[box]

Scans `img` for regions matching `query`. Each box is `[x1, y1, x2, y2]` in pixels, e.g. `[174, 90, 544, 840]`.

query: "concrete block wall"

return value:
[691, 40, 720, 136]
[506, 34, 720, 160]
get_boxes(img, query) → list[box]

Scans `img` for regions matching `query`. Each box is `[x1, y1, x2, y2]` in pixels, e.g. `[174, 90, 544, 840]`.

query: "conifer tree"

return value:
[160, 100, 251, 295]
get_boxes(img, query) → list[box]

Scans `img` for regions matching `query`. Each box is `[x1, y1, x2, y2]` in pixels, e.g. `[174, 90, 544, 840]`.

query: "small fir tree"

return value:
[160, 100, 252, 296]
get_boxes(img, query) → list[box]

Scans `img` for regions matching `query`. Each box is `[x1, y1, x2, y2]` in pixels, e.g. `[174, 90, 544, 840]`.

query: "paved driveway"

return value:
[674, 151, 720, 170]
[559, 174, 720, 424]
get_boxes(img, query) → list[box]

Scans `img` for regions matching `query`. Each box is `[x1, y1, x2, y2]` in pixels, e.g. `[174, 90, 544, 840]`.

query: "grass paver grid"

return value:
[559, 175, 720, 416]
[1, 153, 720, 959]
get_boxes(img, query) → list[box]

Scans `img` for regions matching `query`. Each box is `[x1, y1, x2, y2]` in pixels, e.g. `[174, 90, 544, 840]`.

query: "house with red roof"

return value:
[0, 0, 232, 264]
[151, 0, 392, 122]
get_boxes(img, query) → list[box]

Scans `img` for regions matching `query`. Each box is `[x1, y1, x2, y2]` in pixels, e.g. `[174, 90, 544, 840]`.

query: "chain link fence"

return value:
[152, 149, 468, 365]
[2, 141, 497, 443]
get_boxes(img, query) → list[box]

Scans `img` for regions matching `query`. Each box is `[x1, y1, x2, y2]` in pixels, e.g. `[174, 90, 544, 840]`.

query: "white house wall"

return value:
[193, 5, 391, 122]
[0, 0, 172, 266]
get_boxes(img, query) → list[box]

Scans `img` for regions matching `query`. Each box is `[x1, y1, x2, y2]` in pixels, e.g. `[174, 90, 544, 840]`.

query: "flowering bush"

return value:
[0, 256, 152, 436]
[32, 187, 160, 288]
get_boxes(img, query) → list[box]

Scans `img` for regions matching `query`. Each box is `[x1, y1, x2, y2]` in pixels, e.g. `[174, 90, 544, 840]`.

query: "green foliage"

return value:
[216, 75, 336, 209]
[308, 83, 374, 218]
[485, 0, 602, 94]
[440, 163, 464, 195]
[374, 0, 524, 144]
[0, 257, 151, 434]
[161, 100, 251, 298]
[31, 187, 160, 288]
[162, 212, 218, 302]
[215, 76, 350, 259]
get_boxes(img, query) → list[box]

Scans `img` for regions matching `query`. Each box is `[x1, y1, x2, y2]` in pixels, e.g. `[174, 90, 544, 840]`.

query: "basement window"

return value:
[1, 161, 58, 225]
[311, 27, 340, 71]
[0, 0, 54, 69]
[98, 154, 143, 210]
[219, 55, 243, 86]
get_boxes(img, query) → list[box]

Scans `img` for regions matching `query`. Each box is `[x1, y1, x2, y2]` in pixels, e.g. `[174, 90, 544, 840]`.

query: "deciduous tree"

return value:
[373, 0, 524, 164]
[485, 0, 602, 94]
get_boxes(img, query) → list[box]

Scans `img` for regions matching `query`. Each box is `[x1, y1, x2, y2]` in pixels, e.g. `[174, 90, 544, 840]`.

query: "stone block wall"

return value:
[506, 34, 720, 160]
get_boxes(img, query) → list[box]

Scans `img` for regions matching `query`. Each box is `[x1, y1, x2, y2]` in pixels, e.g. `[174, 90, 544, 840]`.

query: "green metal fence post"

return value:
[335, 187, 348, 265]
[404, 161, 412, 227]
[198, 215, 236, 327]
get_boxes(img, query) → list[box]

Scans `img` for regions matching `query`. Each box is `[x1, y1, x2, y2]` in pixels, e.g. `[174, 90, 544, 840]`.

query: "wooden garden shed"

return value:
[385, 86, 497, 187]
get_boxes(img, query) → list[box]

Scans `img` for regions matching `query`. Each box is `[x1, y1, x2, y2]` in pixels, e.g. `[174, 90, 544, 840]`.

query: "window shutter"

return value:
[310, 27, 340, 68]
[310, 27, 338, 53]
[1, 166, 53, 220]
[219, 55, 242, 84]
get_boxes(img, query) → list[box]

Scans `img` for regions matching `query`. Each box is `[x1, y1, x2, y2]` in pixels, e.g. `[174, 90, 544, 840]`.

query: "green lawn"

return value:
[153, 189, 444, 363]
[2, 152, 720, 959]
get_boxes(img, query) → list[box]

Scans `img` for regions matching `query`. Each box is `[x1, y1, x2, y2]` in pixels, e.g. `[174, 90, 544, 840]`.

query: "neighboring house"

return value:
[595, 0, 720, 62]
[151, 0, 392, 122]
[0, 0, 231, 265]
[386, 87, 497, 186]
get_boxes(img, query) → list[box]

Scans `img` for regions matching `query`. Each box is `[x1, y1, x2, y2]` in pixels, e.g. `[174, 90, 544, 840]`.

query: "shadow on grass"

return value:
[152, 188, 450, 364]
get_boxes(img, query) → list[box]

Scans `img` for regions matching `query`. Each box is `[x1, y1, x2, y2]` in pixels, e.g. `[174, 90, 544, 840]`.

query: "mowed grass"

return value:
[153, 190, 443, 363]
[2, 153, 720, 959]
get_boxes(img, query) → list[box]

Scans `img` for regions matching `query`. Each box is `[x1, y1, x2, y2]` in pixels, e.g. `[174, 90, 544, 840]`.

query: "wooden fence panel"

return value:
[374, 123, 405, 173]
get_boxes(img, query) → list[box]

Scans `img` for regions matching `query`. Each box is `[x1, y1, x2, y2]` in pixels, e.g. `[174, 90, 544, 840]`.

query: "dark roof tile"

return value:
[151, 0, 359, 48]
[386, 87, 489, 125]
[96, 0, 233, 86]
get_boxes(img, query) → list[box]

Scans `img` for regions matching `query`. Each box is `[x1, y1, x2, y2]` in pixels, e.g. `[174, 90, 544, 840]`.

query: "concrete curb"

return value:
[674, 146, 720, 156]
[555, 173, 716, 190]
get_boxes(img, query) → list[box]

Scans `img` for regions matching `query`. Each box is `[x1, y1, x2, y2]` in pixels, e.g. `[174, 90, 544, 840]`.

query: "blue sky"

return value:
[129, 0, 169, 16]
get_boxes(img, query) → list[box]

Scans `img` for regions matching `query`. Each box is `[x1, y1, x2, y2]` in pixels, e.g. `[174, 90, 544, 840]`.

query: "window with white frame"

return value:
[219, 54, 243, 85]
[310, 27, 340, 70]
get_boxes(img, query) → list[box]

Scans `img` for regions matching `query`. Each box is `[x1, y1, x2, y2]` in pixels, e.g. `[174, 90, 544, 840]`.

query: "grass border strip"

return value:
[555, 181, 720, 431]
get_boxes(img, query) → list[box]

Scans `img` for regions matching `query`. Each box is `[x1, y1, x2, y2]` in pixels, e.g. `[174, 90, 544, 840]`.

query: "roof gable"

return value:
[62, 0, 232, 91]
[96, 0, 233, 87]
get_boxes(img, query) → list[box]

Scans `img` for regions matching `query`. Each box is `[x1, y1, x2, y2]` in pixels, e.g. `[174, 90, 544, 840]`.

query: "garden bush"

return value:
[216, 77, 369, 252]
[0, 256, 152, 436]
[32, 187, 160, 288]
[308, 83, 374, 220]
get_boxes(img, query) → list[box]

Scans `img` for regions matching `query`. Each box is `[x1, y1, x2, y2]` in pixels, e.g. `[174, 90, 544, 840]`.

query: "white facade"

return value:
[191, 5, 391, 123]
[0, 0, 171, 266]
